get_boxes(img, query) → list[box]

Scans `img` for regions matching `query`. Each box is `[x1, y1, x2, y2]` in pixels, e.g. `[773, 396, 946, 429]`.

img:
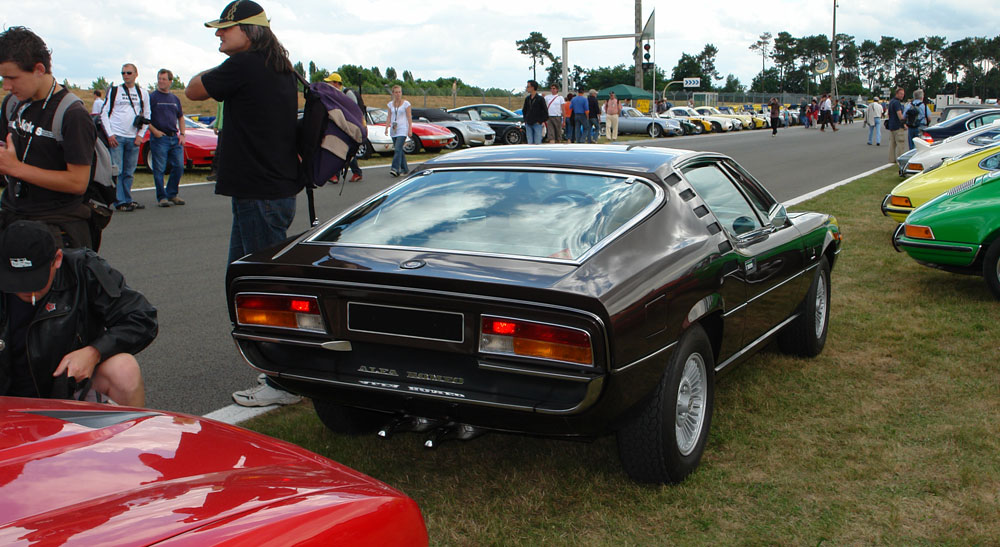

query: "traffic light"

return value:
[643, 43, 651, 61]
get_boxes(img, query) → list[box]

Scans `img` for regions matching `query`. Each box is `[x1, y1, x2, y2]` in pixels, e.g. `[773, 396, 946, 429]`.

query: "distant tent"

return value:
[597, 84, 654, 100]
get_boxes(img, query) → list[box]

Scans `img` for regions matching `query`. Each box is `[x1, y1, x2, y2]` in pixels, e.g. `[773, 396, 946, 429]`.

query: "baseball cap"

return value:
[205, 0, 270, 29]
[0, 221, 58, 293]
[323, 73, 342, 83]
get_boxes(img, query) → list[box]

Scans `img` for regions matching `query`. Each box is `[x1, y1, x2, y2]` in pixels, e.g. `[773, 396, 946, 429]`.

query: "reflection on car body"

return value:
[226, 144, 842, 484]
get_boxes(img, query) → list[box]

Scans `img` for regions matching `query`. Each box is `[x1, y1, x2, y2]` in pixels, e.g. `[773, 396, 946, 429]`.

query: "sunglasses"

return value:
[122, 71, 134, 75]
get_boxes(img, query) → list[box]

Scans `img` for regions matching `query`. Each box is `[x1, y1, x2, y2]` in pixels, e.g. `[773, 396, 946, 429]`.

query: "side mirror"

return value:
[769, 204, 790, 228]
[732, 216, 756, 235]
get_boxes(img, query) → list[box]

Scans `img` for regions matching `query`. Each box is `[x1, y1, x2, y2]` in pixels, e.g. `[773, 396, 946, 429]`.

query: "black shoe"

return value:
[131, 201, 145, 210]
[115, 203, 136, 212]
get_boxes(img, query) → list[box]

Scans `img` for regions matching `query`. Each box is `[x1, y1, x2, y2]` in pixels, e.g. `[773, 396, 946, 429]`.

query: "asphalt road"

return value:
[97, 120, 891, 416]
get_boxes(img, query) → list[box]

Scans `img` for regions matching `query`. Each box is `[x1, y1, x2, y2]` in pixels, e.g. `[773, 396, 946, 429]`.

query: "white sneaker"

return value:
[232, 382, 302, 407]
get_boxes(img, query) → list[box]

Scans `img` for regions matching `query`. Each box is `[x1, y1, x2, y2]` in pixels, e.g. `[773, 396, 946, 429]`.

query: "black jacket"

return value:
[0, 249, 158, 398]
[522, 94, 549, 125]
[588, 96, 600, 119]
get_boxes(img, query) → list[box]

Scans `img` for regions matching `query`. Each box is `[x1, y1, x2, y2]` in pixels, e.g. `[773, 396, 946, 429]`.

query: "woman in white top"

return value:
[385, 85, 412, 177]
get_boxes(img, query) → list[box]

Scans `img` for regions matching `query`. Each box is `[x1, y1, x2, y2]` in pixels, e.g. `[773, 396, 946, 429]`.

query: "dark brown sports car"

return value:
[226, 144, 842, 483]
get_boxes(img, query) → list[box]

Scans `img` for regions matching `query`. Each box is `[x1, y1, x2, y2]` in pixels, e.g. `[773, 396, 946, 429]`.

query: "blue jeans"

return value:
[574, 113, 588, 143]
[110, 135, 140, 206]
[150, 134, 184, 201]
[589, 117, 599, 142]
[868, 119, 882, 145]
[907, 127, 921, 150]
[391, 136, 409, 174]
[525, 123, 544, 144]
[228, 196, 296, 263]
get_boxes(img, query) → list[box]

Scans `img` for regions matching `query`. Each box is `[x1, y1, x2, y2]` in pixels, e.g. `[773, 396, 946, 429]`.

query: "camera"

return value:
[133, 116, 152, 129]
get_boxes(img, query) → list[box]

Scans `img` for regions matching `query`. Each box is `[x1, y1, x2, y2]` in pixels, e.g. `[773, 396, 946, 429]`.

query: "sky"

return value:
[3, 0, 999, 93]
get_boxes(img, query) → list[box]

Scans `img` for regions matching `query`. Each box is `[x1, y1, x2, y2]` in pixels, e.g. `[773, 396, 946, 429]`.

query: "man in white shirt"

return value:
[544, 84, 565, 143]
[99, 63, 150, 211]
[865, 98, 883, 146]
[91, 89, 105, 115]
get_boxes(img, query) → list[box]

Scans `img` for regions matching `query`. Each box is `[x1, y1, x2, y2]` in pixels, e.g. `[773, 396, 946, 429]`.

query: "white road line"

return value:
[202, 162, 894, 425]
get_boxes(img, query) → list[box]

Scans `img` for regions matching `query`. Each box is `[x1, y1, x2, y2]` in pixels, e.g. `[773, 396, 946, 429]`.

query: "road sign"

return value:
[815, 59, 830, 74]
[642, 62, 654, 70]
[683, 78, 701, 88]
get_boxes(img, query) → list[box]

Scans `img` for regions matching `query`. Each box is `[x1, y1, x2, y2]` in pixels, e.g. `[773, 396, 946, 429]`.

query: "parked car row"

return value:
[882, 110, 1000, 299]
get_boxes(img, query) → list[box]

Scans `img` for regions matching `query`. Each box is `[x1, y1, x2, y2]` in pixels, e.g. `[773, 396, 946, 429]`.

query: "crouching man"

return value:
[0, 221, 157, 405]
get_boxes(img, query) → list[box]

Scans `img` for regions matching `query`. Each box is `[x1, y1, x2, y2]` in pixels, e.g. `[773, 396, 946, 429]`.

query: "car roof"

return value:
[412, 108, 459, 122]
[420, 144, 691, 175]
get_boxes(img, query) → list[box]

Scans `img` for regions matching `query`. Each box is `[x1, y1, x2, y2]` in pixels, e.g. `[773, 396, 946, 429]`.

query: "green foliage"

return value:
[720, 74, 745, 93]
[310, 68, 330, 83]
[385, 67, 397, 81]
[516, 31, 555, 82]
[170, 76, 185, 90]
[91, 76, 109, 91]
[293, 61, 305, 79]
[750, 68, 782, 93]
[749, 32, 773, 72]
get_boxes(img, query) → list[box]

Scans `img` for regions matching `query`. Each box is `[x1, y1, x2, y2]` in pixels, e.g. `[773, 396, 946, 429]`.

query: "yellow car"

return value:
[881, 142, 1000, 222]
[697, 106, 753, 129]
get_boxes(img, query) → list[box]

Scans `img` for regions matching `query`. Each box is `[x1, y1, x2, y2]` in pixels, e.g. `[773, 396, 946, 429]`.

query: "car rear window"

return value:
[312, 169, 657, 260]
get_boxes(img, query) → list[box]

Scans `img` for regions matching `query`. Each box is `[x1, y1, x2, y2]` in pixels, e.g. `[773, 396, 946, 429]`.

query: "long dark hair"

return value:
[240, 24, 293, 74]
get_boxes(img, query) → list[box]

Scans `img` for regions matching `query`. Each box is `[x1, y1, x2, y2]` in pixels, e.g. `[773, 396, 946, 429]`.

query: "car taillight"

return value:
[236, 294, 325, 332]
[904, 224, 934, 240]
[921, 132, 933, 144]
[889, 195, 913, 207]
[480, 315, 593, 366]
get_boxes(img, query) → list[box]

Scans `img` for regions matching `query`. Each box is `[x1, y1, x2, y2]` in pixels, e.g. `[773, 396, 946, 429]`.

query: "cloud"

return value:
[3, 0, 999, 92]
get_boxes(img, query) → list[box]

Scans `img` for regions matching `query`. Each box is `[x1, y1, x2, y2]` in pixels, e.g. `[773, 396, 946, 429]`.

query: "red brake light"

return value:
[236, 294, 324, 332]
[921, 132, 933, 143]
[480, 316, 593, 366]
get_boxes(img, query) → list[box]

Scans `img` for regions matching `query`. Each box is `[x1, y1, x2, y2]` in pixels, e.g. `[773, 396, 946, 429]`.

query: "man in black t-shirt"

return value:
[187, 0, 303, 407]
[0, 27, 95, 248]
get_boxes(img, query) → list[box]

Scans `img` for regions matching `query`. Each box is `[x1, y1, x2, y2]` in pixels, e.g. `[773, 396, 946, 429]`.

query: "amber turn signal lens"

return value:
[904, 224, 934, 240]
[908, 163, 924, 171]
[889, 195, 913, 207]
[480, 316, 593, 366]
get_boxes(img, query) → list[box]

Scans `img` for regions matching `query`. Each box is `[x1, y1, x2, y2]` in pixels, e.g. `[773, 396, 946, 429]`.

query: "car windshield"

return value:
[369, 109, 388, 124]
[312, 169, 656, 261]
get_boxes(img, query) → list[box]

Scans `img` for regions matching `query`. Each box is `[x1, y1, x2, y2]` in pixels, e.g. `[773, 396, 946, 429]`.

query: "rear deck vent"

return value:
[694, 205, 709, 217]
[679, 189, 696, 201]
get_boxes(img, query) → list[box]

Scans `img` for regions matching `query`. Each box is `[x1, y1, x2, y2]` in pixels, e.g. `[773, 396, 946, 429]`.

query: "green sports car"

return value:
[892, 171, 1000, 299]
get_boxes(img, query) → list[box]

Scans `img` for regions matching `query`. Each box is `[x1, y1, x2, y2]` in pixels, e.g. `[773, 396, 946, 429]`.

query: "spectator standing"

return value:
[91, 89, 104, 115]
[570, 89, 589, 143]
[809, 99, 819, 127]
[819, 94, 837, 131]
[587, 89, 600, 143]
[864, 97, 883, 146]
[886, 88, 907, 160]
[0, 27, 96, 249]
[522, 80, 547, 144]
[148, 69, 186, 207]
[904, 89, 931, 151]
[544, 85, 564, 143]
[0, 220, 157, 406]
[605, 91, 622, 142]
[322, 73, 364, 182]
[100, 63, 150, 211]
[186, 0, 302, 407]
[769, 97, 780, 137]
[385, 85, 411, 177]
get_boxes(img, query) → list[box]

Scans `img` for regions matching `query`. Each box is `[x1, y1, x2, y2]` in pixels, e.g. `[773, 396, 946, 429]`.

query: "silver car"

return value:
[412, 107, 495, 149]
[601, 107, 683, 138]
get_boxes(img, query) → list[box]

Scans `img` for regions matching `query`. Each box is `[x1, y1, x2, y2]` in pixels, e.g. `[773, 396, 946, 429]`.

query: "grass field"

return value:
[242, 166, 1000, 544]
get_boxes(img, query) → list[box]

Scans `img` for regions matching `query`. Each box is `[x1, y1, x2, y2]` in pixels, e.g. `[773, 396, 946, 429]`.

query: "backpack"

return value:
[3, 92, 118, 243]
[295, 74, 365, 225]
[105, 84, 145, 118]
[905, 101, 926, 128]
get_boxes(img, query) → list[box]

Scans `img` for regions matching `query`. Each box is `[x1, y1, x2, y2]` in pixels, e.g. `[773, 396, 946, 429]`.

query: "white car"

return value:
[668, 106, 736, 132]
[904, 119, 1000, 175]
[360, 108, 395, 158]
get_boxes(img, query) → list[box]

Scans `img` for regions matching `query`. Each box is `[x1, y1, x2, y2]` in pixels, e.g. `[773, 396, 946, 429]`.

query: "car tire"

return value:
[647, 124, 662, 138]
[403, 136, 421, 154]
[600, 123, 607, 137]
[446, 131, 464, 150]
[711, 122, 723, 133]
[778, 256, 831, 357]
[357, 141, 371, 159]
[982, 239, 1000, 300]
[144, 148, 152, 170]
[504, 129, 523, 145]
[313, 399, 383, 435]
[692, 123, 704, 135]
[617, 324, 715, 484]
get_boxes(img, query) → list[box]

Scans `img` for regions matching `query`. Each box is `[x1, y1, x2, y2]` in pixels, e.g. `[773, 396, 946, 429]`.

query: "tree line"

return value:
[515, 31, 1000, 99]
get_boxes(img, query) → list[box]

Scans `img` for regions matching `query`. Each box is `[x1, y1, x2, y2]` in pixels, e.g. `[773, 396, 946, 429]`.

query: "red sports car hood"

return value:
[0, 397, 425, 546]
[373, 122, 453, 136]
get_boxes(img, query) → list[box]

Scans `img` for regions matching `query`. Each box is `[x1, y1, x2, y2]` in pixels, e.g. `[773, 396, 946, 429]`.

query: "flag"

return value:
[641, 10, 655, 40]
